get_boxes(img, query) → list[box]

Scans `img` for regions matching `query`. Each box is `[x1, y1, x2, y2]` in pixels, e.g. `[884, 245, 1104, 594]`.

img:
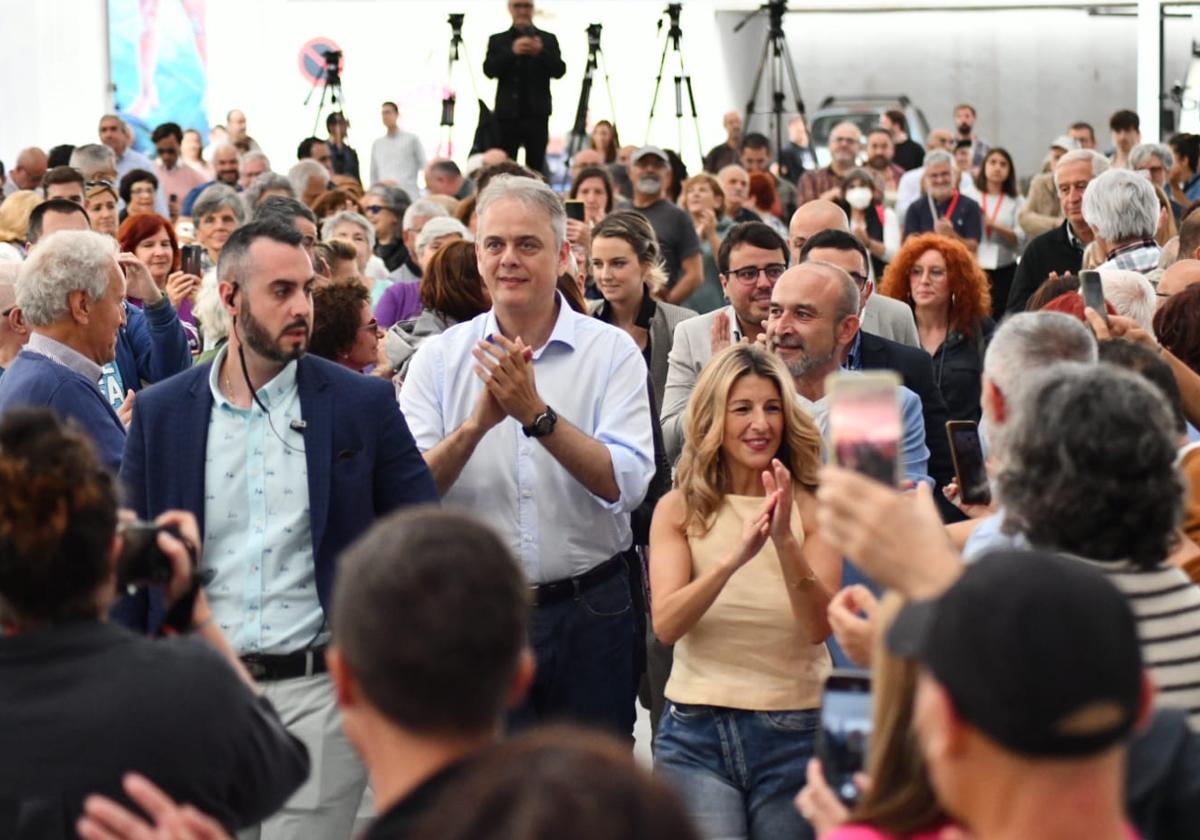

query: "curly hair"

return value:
[879, 233, 992, 337]
[309, 279, 370, 361]
[117, 213, 179, 274]
[996, 362, 1182, 569]
[0, 408, 118, 623]
[676, 345, 823, 534]
[1153, 284, 1200, 375]
[421, 239, 489, 323]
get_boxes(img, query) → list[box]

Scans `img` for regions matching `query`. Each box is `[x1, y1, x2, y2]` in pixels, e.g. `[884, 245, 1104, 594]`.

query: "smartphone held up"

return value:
[827, 371, 902, 487]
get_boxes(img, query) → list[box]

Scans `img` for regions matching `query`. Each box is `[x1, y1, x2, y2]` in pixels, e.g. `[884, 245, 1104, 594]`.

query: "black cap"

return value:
[887, 549, 1143, 758]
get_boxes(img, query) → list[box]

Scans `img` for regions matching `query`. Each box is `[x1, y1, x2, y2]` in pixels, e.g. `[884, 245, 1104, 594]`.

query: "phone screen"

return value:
[816, 671, 873, 807]
[565, 200, 585, 222]
[1080, 270, 1107, 324]
[946, 420, 991, 506]
[181, 244, 204, 277]
[827, 372, 902, 486]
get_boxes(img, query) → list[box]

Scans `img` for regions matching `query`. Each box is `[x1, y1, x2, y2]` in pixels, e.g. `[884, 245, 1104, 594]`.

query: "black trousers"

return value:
[986, 263, 1018, 320]
[496, 116, 550, 175]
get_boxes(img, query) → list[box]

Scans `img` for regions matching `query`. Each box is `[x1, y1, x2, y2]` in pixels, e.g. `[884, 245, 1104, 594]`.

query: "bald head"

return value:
[11, 147, 48, 191]
[788, 200, 849, 262]
[926, 129, 955, 152]
[1159, 259, 1200, 298]
[767, 262, 862, 389]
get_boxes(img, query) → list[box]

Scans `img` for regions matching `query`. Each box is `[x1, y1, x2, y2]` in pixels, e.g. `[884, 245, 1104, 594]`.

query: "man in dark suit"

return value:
[120, 219, 437, 840]
[799, 230, 957, 509]
[483, 0, 565, 175]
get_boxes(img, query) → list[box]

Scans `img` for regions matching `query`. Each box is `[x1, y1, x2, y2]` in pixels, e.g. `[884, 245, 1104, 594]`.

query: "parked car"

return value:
[808, 94, 930, 168]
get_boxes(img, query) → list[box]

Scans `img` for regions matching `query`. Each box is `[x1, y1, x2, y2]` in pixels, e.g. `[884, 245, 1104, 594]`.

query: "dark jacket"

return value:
[929, 319, 996, 424]
[483, 27, 566, 119]
[120, 353, 438, 620]
[117, 299, 191, 394]
[857, 330, 955, 492]
[0, 621, 308, 837]
[1005, 220, 1084, 314]
[1127, 707, 1200, 840]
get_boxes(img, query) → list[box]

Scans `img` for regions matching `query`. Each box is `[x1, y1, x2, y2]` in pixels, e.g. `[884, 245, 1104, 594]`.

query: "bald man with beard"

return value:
[788, 201, 919, 347]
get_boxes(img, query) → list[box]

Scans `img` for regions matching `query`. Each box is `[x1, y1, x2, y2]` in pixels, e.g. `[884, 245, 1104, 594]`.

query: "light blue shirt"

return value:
[799, 383, 932, 487]
[400, 294, 656, 584]
[202, 348, 322, 655]
[962, 509, 1027, 561]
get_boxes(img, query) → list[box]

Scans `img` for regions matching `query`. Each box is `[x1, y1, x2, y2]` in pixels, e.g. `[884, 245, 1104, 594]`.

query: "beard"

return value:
[772, 333, 837, 378]
[240, 298, 309, 364]
[956, 122, 972, 137]
[636, 175, 663, 195]
[868, 154, 889, 170]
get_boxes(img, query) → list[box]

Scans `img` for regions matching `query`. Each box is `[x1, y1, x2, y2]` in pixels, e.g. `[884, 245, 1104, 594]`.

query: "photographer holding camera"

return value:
[0, 408, 307, 839]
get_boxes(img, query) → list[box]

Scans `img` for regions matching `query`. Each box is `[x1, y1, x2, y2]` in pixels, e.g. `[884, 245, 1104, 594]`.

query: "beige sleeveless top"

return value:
[664, 494, 831, 711]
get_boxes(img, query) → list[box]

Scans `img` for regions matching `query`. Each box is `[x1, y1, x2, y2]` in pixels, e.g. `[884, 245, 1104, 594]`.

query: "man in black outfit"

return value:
[483, 0, 565, 175]
[1005, 149, 1109, 314]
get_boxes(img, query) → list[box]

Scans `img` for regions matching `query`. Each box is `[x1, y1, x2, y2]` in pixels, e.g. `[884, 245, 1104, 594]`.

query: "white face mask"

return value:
[845, 186, 873, 210]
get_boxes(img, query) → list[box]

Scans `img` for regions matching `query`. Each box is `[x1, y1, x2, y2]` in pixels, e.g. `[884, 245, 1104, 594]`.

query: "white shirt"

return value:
[400, 295, 656, 583]
[370, 130, 427, 197]
[976, 193, 1028, 269]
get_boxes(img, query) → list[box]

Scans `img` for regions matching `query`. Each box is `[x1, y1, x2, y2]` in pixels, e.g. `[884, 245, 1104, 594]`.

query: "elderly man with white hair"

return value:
[1084, 167, 1162, 273]
[0, 263, 29, 376]
[1006, 149, 1111, 313]
[288, 158, 331, 209]
[388, 198, 450, 285]
[0, 231, 128, 468]
[1100, 269, 1157, 333]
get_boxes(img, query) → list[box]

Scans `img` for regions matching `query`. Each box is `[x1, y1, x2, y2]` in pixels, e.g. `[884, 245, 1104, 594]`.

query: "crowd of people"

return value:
[2, 1, 1200, 839]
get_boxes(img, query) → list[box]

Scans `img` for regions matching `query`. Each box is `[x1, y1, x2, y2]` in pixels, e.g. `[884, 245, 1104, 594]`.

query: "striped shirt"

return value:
[1081, 558, 1200, 730]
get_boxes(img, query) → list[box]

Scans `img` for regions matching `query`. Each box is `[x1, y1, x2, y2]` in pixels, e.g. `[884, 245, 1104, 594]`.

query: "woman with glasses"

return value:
[84, 180, 120, 237]
[362, 185, 411, 273]
[119, 169, 160, 221]
[880, 233, 995, 422]
[310, 279, 384, 373]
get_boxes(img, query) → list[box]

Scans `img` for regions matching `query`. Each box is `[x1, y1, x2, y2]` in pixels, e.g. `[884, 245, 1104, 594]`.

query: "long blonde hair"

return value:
[849, 593, 946, 835]
[675, 345, 823, 534]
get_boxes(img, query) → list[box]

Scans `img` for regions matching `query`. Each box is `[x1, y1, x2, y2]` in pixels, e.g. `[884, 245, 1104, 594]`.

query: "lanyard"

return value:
[980, 193, 1004, 237]
[929, 190, 960, 224]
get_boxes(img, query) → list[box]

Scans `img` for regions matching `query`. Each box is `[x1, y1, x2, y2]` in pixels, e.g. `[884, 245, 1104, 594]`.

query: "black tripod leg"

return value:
[778, 36, 807, 117]
[744, 32, 773, 129]
[646, 37, 673, 140]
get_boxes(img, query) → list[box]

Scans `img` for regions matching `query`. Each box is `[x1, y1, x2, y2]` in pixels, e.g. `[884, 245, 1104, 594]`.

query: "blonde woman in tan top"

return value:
[650, 344, 841, 840]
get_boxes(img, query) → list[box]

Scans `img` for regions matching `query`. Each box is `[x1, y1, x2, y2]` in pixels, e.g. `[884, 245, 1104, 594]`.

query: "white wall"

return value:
[3, 0, 1199, 183]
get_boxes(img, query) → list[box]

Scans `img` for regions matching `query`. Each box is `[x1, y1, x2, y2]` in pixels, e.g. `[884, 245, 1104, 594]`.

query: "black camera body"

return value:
[116, 522, 181, 589]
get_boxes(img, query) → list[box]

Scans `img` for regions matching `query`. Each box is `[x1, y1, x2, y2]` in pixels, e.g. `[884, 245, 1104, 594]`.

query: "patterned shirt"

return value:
[1096, 239, 1161, 274]
[202, 348, 322, 655]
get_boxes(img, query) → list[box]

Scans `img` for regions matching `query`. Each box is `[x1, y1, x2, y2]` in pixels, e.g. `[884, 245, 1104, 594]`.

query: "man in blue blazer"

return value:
[120, 218, 437, 840]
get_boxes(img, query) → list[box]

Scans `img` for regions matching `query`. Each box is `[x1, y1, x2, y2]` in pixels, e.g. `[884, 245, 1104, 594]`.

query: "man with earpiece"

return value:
[120, 218, 438, 840]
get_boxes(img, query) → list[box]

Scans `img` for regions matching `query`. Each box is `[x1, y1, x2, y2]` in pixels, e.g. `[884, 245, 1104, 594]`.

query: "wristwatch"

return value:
[522, 405, 558, 438]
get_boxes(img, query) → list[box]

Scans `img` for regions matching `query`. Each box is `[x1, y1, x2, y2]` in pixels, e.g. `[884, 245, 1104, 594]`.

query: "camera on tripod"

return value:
[322, 50, 343, 84]
[587, 23, 602, 49]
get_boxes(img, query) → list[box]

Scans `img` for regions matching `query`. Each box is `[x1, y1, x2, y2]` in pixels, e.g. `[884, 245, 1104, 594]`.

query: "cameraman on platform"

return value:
[484, 0, 565, 175]
[0, 409, 307, 838]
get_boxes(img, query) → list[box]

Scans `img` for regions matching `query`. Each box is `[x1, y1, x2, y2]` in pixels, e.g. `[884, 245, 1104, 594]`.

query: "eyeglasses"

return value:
[726, 263, 787, 284]
[130, 185, 157, 197]
[360, 319, 380, 333]
[363, 205, 386, 215]
[0, 306, 15, 318]
[848, 271, 869, 288]
[85, 179, 115, 192]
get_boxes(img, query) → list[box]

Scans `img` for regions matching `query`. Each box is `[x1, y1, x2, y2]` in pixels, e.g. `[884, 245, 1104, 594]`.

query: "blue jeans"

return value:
[655, 701, 818, 840]
[508, 566, 636, 738]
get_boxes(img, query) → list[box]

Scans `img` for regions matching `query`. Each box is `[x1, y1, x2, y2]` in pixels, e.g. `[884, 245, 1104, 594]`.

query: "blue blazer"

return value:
[120, 353, 438, 619]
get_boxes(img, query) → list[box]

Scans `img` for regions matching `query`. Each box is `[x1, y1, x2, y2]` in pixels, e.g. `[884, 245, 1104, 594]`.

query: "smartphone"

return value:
[827, 371, 902, 486]
[1080, 269, 1107, 324]
[564, 200, 585, 222]
[816, 670, 873, 808]
[115, 522, 178, 589]
[180, 243, 204, 277]
[946, 420, 992, 506]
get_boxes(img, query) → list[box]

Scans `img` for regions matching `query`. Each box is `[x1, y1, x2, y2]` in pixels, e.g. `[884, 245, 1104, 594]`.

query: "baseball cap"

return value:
[1050, 135, 1080, 152]
[631, 145, 668, 165]
[887, 549, 1142, 759]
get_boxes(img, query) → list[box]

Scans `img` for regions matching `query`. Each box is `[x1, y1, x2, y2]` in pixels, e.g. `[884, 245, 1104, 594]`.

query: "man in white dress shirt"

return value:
[370, 102, 426, 199]
[400, 175, 655, 736]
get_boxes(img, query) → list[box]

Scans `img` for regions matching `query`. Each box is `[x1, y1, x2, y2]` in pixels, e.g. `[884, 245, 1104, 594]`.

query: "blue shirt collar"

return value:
[844, 330, 863, 371]
[483, 292, 578, 359]
[207, 345, 300, 410]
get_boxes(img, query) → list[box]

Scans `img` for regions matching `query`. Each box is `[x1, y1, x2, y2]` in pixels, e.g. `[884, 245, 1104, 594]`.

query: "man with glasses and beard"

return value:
[120, 219, 437, 840]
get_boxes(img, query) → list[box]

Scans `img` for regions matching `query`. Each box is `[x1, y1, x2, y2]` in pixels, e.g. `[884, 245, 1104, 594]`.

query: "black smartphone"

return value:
[1080, 269, 1107, 324]
[816, 670, 873, 808]
[564, 200, 585, 222]
[180, 243, 204, 277]
[946, 420, 992, 506]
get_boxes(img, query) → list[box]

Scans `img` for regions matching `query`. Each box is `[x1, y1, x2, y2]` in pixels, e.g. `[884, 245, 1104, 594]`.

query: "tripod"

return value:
[567, 24, 618, 160]
[736, 0, 806, 162]
[304, 49, 344, 137]
[646, 3, 703, 162]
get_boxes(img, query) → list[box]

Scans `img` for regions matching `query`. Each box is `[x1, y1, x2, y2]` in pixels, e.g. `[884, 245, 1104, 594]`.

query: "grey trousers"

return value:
[237, 673, 371, 840]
